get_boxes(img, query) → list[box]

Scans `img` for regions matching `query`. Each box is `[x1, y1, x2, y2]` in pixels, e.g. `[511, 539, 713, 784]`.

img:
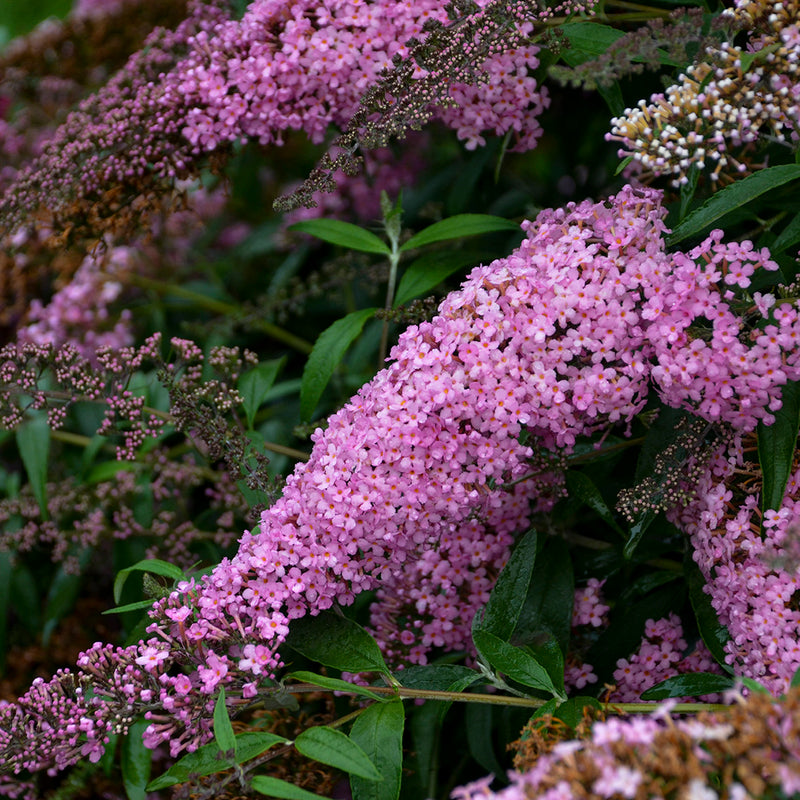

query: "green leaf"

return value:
[11, 563, 41, 636]
[686, 554, 731, 670]
[85, 459, 138, 484]
[566, 471, 625, 536]
[289, 219, 390, 255]
[393, 250, 482, 308]
[42, 549, 91, 645]
[615, 155, 633, 176]
[560, 22, 678, 68]
[16, 415, 50, 516]
[214, 688, 237, 756]
[0, 551, 11, 671]
[239, 358, 286, 429]
[393, 664, 481, 691]
[472, 628, 564, 699]
[739, 43, 781, 72]
[113, 559, 187, 605]
[739, 676, 772, 695]
[641, 672, 735, 700]
[286, 671, 386, 702]
[597, 81, 624, 117]
[294, 726, 382, 782]
[410, 703, 440, 794]
[758, 380, 800, 514]
[465, 704, 504, 776]
[772, 212, 800, 254]
[285, 610, 390, 675]
[400, 214, 519, 252]
[251, 776, 327, 799]
[393, 664, 482, 723]
[667, 165, 800, 245]
[791, 665, 800, 690]
[526, 634, 565, 695]
[515, 537, 574, 655]
[532, 696, 602, 729]
[559, 21, 624, 60]
[146, 746, 233, 790]
[147, 732, 287, 790]
[349, 700, 405, 800]
[679, 163, 701, 221]
[234, 732, 292, 763]
[623, 510, 657, 560]
[474, 529, 537, 641]
[300, 308, 377, 421]
[102, 599, 158, 615]
[121, 719, 152, 800]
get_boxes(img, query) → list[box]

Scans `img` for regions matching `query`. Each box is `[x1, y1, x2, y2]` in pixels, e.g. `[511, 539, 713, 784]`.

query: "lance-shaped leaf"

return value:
[641, 672, 735, 701]
[473, 529, 537, 641]
[113, 559, 187, 605]
[252, 776, 328, 799]
[566, 471, 625, 536]
[758, 380, 800, 514]
[286, 610, 390, 676]
[473, 628, 564, 699]
[289, 219, 390, 254]
[668, 165, 800, 244]
[239, 357, 286, 429]
[686, 555, 732, 671]
[400, 214, 519, 251]
[213, 688, 237, 757]
[300, 308, 377, 421]
[349, 700, 405, 800]
[286, 671, 386, 702]
[393, 250, 485, 308]
[121, 719, 152, 800]
[147, 732, 287, 790]
[16, 415, 50, 516]
[294, 726, 382, 781]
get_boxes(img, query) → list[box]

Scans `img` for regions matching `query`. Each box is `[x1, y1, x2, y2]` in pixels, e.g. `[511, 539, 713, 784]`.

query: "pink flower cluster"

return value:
[674, 441, 800, 694]
[172, 0, 547, 153]
[2, 185, 799, 775]
[612, 613, 719, 702]
[0, 0, 551, 231]
[17, 245, 135, 362]
[572, 578, 609, 627]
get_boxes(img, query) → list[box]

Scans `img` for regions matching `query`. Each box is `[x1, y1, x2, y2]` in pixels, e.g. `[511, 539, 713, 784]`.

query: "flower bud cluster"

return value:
[607, 0, 800, 186]
[0, 450, 243, 573]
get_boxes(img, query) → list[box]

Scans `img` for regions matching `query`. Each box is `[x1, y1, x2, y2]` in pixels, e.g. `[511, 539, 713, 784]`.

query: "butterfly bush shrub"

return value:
[1, 0, 800, 798]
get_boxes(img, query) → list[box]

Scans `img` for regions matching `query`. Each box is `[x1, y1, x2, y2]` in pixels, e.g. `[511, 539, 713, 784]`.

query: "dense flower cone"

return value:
[2, 186, 799, 784]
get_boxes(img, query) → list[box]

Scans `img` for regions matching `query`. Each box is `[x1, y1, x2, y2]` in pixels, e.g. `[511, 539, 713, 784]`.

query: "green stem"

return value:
[378, 198, 403, 366]
[286, 683, 731, 715]
[50, 430, 94, 448]
[289, 682, 546, 708]
[126, 274, 314, 354]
